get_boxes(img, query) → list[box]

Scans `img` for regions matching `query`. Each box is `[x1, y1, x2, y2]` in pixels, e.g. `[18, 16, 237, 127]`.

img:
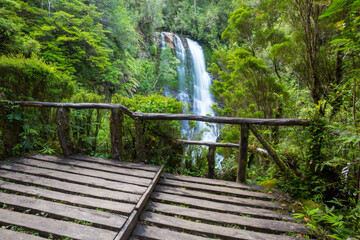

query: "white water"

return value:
[170, 34, 223, 164]
[174, 35, 191, 138]
[186, 38, 218, 142]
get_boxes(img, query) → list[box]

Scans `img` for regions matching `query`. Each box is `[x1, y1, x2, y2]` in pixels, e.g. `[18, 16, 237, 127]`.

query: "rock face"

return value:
[162, 32, 175, 49]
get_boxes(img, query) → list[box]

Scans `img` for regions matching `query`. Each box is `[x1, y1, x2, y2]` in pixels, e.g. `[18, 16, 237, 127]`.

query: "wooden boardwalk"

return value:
[0, 154, 309, 240]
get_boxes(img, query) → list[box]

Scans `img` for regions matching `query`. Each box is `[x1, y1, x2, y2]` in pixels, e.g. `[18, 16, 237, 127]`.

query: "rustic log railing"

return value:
[2, 101, 310, 182]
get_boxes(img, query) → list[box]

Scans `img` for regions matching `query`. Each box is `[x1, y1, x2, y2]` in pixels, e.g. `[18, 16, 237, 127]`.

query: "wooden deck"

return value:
[0, 154, 309, 240]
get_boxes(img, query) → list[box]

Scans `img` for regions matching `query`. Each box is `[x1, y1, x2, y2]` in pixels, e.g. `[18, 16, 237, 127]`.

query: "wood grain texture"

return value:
[0, 180, 134, 214]
[70, 154, 160, 172]
[159, 178, 276, 200]
[0, 170, 140, 203]
[155, 185, 286, 210]
[27, 154, 155, 178]
[0, 162, 146, 194]
[140, 211, 306, 240]
[132, 224, 213, 240]
[162, 173, 264, 191]
[12, 157, 151, 186]
[0, 208, 117, 240]
[147, 201, 308, 234]
[0, 228, 47, 240]
[0, 192, 126, 230]
[151, 192, 293, 220]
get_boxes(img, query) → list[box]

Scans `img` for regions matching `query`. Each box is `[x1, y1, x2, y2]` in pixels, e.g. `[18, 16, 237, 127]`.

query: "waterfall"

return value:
[171, 34, 223, 164]
[186, 38, 218, 142]
[174, 35, 191, 138]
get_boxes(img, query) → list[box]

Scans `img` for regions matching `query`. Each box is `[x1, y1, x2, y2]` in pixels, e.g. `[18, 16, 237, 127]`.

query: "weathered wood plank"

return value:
[27, 154, 155, 178]
[0, 208, 117, 240]
[151, 192, 293, 220]
[12, 157, 151, 186]
[114, 167, 163, 240]
[0, 192, 126, 230]
[0, 228, 47, 240]
[0, 170, 140, 203]
[70, 154, 161, 172]
[132, 224, 212, 240]
[0, 162, 147, 194]
[159, 178, 276, 200]
[114, 210, 138, 240]
[0, 180, 134, 214]
[7, 101, 310, 126]
[155, 185, 286, 210]
[147, 201, 308, 234]
[163, 173, 264, 191]
[140, 211, 305, 240]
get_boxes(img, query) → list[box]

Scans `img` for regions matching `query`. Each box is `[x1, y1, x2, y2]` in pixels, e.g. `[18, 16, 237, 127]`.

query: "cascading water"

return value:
[174, 35, 191, 138]
[186, 38, 218, 142]
[170, 33, 223, 164]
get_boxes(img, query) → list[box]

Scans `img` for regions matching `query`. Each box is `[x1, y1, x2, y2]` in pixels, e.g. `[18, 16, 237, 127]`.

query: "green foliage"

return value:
[0, 55, 74, 101]
[294, 198, 360, 239]
[112, 94, 184, 171]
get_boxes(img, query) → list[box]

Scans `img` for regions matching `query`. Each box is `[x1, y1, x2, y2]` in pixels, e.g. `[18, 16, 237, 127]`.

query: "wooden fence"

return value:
[2, 101, 310, 182]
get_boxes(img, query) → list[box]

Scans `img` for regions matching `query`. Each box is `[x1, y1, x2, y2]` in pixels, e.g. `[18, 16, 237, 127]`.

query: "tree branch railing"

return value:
[2, 101, 311, 182]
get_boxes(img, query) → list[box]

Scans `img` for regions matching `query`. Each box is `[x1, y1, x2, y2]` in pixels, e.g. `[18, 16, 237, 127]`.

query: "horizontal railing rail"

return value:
[1, 101, 310, 182]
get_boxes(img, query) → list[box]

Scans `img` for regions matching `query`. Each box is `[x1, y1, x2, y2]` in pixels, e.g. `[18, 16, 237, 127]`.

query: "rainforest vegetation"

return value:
[1, 0, 360, 238]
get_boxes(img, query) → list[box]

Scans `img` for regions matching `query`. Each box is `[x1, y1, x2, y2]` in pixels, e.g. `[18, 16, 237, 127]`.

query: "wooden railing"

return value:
[2, 101, 310, 182]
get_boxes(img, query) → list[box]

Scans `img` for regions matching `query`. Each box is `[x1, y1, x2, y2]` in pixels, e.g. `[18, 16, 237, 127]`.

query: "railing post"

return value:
[135, 119, 145, 163]
[110, 108, 123, 160]
[207, 145, 216, 179]
[237, 124, 249, 183]
[57, 107, 73, 157]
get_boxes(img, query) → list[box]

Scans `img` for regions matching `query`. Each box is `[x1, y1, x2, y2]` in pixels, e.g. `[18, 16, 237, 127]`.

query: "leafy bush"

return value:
[112, 94, 184, 171]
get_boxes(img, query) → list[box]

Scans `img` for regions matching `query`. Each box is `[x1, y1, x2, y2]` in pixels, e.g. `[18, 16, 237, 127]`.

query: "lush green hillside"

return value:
[1, 1, 360, 238]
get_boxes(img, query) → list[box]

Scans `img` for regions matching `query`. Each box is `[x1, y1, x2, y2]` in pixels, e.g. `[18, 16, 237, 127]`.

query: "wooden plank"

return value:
[237, 124, 249, 183]
[163, 173, 264, 191]
[140, 211, 305, 240]
[135, 167, 163, 211]
[159, 178, 276, 200]
[0, 208, 117, 240]
[57, 107, 73, 156]
[114, 210, 138, 240]
[0, 228, 47, 240]
[147, 202, 309, 234]
[207, 145, 215, 179]
[111, 108, 124, 160]
[0, 192, 126, 230]
[155, 185, 286, 210]
[132, 224, 212, 240]
[0, 170, 140, 203]
[0, 162, 147, 194]
[27, 154, 156, 178]
[151, 192, 293, 220]
[115, 167, 163, 240]
[0, 180, 134, 214]
[70, 154, 161, 172]
[177, 139, 240, 147]
[12, 157, 151, 186]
